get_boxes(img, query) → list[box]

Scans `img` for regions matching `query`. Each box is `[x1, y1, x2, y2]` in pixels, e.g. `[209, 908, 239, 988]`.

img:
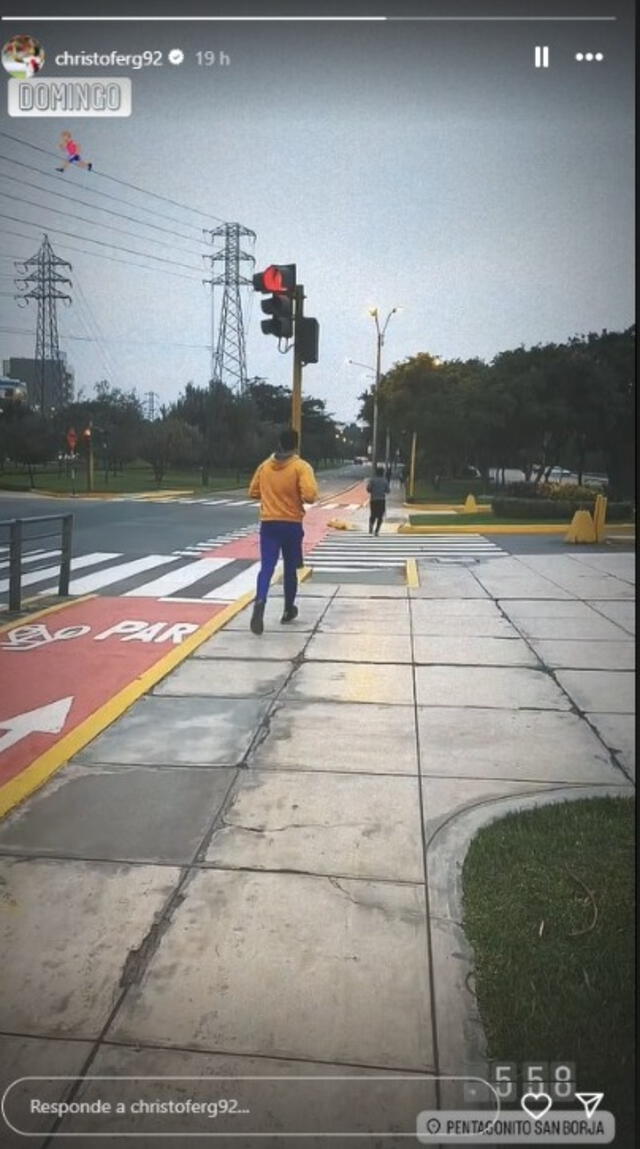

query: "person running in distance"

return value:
[367, 463, 390, 535]
[248, 427, 318, 636]
[56, 132, 92, 172]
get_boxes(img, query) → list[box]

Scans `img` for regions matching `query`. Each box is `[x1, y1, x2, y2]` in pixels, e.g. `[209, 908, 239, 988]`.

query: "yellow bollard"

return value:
[565, 509, 596, 544]
[463, 494, 478, 513]
[593, 494, 608, 543]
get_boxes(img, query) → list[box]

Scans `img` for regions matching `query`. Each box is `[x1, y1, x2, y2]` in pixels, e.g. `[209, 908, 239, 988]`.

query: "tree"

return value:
[3, 410, 57, 487]
[140, 417, 201, 485]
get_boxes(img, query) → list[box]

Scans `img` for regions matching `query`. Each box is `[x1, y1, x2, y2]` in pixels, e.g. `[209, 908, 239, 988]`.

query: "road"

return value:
[0, 466, 366, 608]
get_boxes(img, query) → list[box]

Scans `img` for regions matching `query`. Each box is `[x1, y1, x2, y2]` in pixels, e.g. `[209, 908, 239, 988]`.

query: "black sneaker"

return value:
[250, 599, 265, 635]
[281, 605, 298, 624]
[87, 163, 93, 171]
[56, 167, 65, 172]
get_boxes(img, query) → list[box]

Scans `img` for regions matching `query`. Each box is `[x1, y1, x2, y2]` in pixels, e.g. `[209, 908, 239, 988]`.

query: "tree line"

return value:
[0, 378, 363, 486]
[361, 327, 634, 499]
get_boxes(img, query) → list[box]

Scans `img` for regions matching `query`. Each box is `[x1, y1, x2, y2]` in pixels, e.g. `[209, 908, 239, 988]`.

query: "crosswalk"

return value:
[118, 496, 259, 507]
[307, 532, 508, 572]
[0, 545, 259, 605]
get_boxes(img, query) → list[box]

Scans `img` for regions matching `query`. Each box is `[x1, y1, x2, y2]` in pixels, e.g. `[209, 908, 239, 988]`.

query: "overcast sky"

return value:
[0, 6, 634, 422]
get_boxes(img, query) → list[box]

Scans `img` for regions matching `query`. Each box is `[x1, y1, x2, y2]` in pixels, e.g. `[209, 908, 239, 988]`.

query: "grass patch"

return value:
[462, 797, 635, 1143]
[0, 466, 252, 495]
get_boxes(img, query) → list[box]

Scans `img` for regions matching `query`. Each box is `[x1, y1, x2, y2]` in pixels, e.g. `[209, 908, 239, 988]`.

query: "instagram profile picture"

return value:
[2, 34, 45, 78]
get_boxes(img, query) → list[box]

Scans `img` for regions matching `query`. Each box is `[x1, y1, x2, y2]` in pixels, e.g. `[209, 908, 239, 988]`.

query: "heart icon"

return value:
[521, 1092, 553, 1120]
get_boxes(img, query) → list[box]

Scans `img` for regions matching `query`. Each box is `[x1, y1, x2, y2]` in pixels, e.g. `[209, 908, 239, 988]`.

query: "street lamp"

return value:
[368, 306, 398, 471]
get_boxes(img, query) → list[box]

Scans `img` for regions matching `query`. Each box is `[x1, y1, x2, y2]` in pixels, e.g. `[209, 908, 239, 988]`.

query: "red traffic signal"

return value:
[253, 264, 296, 294]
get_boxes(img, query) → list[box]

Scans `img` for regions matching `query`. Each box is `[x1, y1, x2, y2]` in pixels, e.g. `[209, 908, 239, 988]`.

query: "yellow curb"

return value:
[0, 594, 96, 634]
[401, 523, 571, 535]
[400, 521, 636, 535]
[405, 558, 420, 588]
[403, 503, 492, 512]
[299, 566, 313, 582]
[0, 590, 253, 820]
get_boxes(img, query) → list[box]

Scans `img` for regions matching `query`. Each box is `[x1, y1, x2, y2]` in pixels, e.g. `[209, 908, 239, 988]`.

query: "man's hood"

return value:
[268, 450, 298, 469]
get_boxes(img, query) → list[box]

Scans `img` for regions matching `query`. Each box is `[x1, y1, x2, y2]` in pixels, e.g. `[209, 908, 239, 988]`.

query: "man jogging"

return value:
[248, 427, 318, 635]
[367, 463, 390, 535]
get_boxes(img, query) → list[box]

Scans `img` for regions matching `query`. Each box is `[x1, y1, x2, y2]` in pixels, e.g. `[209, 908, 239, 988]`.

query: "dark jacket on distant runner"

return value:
[367, 475, 390, 500]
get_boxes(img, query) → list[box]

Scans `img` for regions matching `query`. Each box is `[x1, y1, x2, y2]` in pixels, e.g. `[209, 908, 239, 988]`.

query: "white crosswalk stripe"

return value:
[308, 532, 507, 571]
[0, 548, 258, 605]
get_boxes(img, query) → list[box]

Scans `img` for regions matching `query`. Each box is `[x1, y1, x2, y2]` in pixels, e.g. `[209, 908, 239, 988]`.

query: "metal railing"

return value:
[1, 513, 73, 613]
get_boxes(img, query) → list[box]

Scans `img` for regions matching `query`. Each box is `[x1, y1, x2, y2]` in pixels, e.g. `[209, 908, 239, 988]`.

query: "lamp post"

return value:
[368, 307, 397, 471]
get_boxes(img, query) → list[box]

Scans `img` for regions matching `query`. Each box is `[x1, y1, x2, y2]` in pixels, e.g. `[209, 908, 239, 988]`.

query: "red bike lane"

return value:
[0, 595, 238, 818]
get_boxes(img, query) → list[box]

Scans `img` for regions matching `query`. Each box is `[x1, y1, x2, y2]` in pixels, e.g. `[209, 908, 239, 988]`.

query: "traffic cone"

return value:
[463, 494, 477, 513]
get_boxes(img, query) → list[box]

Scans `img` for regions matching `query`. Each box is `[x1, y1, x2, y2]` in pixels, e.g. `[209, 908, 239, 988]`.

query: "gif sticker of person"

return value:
[2, 34, 45, 78]
[56, 131, 93, 173]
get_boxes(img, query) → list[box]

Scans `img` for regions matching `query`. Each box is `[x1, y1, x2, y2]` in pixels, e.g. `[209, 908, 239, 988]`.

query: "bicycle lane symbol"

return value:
[0, 624, 91, 651]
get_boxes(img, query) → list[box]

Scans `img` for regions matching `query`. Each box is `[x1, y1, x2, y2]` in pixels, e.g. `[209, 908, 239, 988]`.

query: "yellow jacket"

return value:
[249, 453, 318, 521]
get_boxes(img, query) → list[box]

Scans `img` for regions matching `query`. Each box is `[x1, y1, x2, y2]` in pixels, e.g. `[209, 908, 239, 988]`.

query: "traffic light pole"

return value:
[291, 284, 304, 446]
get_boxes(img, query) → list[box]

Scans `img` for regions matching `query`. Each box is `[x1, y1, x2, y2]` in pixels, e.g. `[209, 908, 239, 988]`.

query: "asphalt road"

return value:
[0, 465, 362, 557]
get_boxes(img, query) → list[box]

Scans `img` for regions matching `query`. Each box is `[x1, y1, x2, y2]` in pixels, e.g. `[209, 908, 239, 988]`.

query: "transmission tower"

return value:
[143, 390, 160, 420]
[14, 234, 73, 414]
[203, 222, 256, 393]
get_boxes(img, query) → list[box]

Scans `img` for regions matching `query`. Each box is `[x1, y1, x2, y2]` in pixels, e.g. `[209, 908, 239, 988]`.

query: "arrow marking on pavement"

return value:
[0, 696, 74, 755]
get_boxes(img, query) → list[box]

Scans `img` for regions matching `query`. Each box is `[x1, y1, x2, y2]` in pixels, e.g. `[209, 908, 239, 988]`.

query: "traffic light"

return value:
[252, 264, 296, 294]
[296, 317, 319, 365]
[253, 264, 296, 340]
[260, 293, 293, 339]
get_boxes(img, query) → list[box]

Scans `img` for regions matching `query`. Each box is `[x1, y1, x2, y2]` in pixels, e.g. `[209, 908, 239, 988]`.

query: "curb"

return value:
[399, 522, 636, 535]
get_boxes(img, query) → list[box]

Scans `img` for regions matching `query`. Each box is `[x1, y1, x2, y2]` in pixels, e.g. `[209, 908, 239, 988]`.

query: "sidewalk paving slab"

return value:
[554, 669, 635, 714]
[0, 857, 180, 1038]
[109, 869, 434, 1071]
[588, 599, 635, 634]
[409, 613, 519, 637]
[528, 638, 635, 670]
[153, 657, 290, 699]
[284, 661, 415, 706]
[415, 665, 571, 710]
[412, 635, 539, 666]
[249, 700, 418, 775]
[305, 632, 413, 663]
[507, 614, 629, 640]
[417, 707, 626, 783]
[194, 628, 309, 660]
[205, 770, 424, 882]
[75, 695, 270, 766]
[0, 762, 234, 864]
[585, 713, 635, 780]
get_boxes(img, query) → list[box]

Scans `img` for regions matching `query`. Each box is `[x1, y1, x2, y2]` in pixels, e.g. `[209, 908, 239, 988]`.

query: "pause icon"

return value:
[534, 45, 550, 68]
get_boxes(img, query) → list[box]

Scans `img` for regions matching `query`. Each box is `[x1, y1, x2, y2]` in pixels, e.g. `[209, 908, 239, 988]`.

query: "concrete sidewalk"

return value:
[0, 551, 635, 1146]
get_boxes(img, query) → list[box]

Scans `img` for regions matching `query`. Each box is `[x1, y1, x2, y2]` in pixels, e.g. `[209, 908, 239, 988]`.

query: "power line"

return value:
[0, 187, 207, 258]
[0, 237, 203, 282]
[0, 130, 231, 227]
[0, 152, 208, 236]
[0, 211, 204, 272]
[0, 166, 210, 250]
[0, 324, 211, 351]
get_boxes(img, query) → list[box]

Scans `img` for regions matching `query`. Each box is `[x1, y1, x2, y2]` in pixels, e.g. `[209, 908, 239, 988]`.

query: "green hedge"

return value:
[492, 497, 634, 522]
